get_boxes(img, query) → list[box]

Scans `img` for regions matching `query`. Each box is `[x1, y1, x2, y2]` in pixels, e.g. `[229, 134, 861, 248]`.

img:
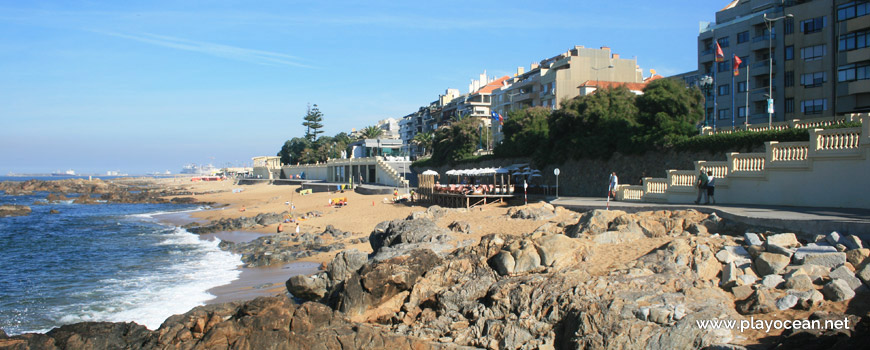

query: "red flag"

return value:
[715, 42, 724, 62]
[733, 55, 742, 76]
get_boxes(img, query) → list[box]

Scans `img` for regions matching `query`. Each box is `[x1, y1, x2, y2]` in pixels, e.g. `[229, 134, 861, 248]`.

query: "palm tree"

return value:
[411, 132, 433, 156]
[359, 125, 384, 140]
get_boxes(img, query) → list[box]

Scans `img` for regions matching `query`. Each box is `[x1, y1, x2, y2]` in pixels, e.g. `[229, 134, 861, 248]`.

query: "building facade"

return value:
[698, 0, 870, 129]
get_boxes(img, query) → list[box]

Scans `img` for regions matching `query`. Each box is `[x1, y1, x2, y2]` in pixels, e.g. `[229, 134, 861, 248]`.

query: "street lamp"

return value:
[592, 64, 615, 91]
[763, 13, 793, 128]
[699, 75, 714, 128]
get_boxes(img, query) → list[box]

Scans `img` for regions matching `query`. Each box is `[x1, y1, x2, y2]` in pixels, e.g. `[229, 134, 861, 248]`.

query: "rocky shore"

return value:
[3, 202, 868, 349]
[0, 204, 31, 217]
[0, 178, 205, 205]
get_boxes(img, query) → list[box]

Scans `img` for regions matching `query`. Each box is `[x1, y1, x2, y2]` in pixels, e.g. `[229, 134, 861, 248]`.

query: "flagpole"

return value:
[745, 64, 750, 129]
[731, 68, 736, 129]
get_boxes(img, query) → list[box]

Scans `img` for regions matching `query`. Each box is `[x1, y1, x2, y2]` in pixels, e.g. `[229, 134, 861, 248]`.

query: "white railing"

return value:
[730, 153, 766, 173]
[644, 178, 668, 194]
[618, 185, 644, 201]
[813, 127, 862, 152]
[768, 141, 809, 162]
[668, 170, 697, 188]
[701, 113, 863, 136]
[696, 161, 730, 178]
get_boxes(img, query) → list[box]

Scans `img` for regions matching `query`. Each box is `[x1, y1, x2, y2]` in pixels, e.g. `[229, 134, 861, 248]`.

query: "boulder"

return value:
[858, 264, 870, 286]
[369, 218, 453, 260]
[766, 233, 800, 248]
[565, 209, 626, 237]
[720, 262, 739, 288]
[754, 253, 790, 276]
[784, 264, 830, 283]
[829, 265, 862, 290]
[731, 285, 755, 300]
[0, 204, 31, 217]
[736, 289, 775, 315]
[765, 244, 794, 259]
[788, 289, 824, 310]
[784, 273, 814, 291]
[843, 235, 864, 250]
[744, 232, 763, 246]
[286, 273, 328, 301]
[534, 234, 581, 268]
[822, 279, 855, 302]
[447, 221, 472, 234]
[775, 295, 798, 310]
[490, 251, 516, 276]
[715, 246, 750, 264]
[800, 252, 847, 268]
[761, 274, 785, 289]
[507, 202, 556, 221]
[846, 249, 870, 269]
[326, 249, 368, 282]
[793, 245, 838, 261]
[825, 231, 844, 247]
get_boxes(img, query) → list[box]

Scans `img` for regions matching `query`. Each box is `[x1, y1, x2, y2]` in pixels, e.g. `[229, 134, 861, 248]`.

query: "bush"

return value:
[671, 128, 810, 153]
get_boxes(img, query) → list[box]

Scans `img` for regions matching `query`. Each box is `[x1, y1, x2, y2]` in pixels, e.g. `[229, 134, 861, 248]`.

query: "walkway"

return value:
[550, 196, 870, 239]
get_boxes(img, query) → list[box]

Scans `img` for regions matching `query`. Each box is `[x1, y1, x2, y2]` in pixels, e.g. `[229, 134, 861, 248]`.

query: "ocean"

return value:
[0, 180, 242, 335]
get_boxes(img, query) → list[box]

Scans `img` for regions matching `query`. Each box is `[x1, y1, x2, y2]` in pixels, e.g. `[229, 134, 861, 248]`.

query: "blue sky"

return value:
[0, 1, 724, 174]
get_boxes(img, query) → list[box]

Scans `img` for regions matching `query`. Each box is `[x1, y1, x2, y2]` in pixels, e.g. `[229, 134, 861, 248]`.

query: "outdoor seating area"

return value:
[417, 164, 550, 208]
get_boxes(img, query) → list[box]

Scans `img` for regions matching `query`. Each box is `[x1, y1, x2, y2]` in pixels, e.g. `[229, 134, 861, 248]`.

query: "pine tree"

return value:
[302, 103, 324, 142]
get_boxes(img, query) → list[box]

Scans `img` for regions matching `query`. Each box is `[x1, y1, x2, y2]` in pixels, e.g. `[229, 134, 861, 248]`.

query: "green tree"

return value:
[431, 118, 478, 164]
[359, 125, 384, 139]
[634, 78, 704, 147]
[495, 107, 551, 159]
[277, 137, 312, 165]
[302, 103, 324, 142]
[411, 132, 433, 156]
[548, 86, 639, 160]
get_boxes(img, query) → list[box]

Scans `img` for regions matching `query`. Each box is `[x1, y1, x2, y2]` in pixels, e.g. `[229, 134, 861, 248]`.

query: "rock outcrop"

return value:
[0, 205, 31, 217]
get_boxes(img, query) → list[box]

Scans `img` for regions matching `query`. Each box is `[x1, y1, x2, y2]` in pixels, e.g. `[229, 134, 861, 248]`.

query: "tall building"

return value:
[698, 0, 870, 129]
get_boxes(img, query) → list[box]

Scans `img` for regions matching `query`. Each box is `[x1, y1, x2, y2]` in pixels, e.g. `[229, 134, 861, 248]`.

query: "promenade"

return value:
[550, 196, 870, 239]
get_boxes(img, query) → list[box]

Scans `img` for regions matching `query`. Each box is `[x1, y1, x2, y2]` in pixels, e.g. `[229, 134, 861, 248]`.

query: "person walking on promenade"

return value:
[608, 172, 618, 200]
[694, 170, 708, 204]
[705, 170, 716, 205]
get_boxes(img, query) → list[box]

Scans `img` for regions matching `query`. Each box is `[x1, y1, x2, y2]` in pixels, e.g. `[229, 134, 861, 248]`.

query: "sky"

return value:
[0, 1, 725, 175]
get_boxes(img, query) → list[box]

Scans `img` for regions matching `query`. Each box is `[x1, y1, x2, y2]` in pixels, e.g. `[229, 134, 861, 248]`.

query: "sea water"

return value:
[0, 188, 241, 335]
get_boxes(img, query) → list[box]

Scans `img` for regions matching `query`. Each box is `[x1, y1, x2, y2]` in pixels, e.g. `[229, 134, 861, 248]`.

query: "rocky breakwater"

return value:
[0, 204, 31, 217]
[0, 179, 201, 204]
[220, 225, 355, 268]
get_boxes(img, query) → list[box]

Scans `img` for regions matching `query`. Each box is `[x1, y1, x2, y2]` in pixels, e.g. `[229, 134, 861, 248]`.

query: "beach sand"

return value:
[152, 178, 565, 304]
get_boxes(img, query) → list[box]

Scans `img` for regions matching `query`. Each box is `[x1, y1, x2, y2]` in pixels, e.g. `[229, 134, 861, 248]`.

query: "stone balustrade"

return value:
[616, 114, 868, 208]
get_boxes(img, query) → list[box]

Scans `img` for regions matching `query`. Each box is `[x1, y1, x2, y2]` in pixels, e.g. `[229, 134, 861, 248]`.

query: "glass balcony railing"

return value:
[752, 34, 775, 43]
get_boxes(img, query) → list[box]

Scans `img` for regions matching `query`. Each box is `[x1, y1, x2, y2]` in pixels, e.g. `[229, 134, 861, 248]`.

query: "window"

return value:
[738, 107, 747, 118]
[801, 45, 826, 61]
[838, 62, 870, 82]
[739, 55, 750, 67]
[718, 60, 731, 72]
[800, 72, 827, 88]
[718, 108, 730, 120]
[800, 17, 826, 34]
[838, 1, 870, 21]
[718, 84, 730, 96]
[785, 46, 794, 60]
[737, 81, 747, 93]
[801, 99, 827, 114]
[784, 17, 794, 35]
[785, 98, 794, 113]
[718, 36, 730, 48]
[839, 30, 869, 51]
[737, 31, 750, 44]
[785, 71, 795, 87]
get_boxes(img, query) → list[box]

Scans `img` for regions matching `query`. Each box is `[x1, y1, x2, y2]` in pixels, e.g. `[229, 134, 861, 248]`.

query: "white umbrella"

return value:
[422, 170, 439, 176]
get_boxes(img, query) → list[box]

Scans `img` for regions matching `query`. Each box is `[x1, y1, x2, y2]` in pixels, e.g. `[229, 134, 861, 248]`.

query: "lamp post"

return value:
[763, 13, 793, 129]
[699, 75, 714, 128]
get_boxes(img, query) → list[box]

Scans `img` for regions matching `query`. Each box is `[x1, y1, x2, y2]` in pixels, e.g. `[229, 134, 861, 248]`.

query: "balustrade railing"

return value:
[619, 185, 644, 201]
[730, 153, 766, 172]
[813, 128, 862, 152]
[645, 178, 668, 194]
[769, 141, 809, 162]
[696, 161, 730, 178]
[702, 113, 864, 136]
[668, 170, 697, 187]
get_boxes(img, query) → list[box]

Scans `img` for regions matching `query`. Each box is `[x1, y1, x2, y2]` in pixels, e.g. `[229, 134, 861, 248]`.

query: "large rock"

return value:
[858, 263, 870, 286]
[793, 245, 838, 261]
[326, 249, 368, 282]
[754, 252, 790, 276]
[800, 252, 847, 268]
[0, 204, 31, 217]
[822, 279, 855, 302]
[766, 233, 800, 248]
[534, 234, 582, 268]
[846, 249, 870, 269]
[369, 218, 453, 260]
[788, 289, 824, 310]
[829, 265, 862, 290]
[286, 273, 328, 301]
[565, 209, 626, 237]
[736, 289, 776, 315]
[775, 295, 798, 310]
[507, 202, 556, 221]
[761, 274, 785, 289]
[716, 246, 750, 264]
[744, 232, 763, 246]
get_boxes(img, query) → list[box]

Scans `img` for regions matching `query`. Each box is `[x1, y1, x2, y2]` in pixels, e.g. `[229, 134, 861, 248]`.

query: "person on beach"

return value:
[295, 223, 300, 235]
[705, 170, 716, 205]
[694, 170, 708, 204]
[277, 223, 284, 233]
[608, 172, 618, 200]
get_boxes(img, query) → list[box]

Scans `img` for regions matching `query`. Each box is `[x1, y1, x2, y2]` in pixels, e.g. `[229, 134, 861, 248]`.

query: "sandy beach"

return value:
[155, 178, 558, 304]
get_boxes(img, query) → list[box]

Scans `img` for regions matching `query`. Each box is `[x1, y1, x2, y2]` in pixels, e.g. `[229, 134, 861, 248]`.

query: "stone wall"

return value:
[415, 149, 736, 197]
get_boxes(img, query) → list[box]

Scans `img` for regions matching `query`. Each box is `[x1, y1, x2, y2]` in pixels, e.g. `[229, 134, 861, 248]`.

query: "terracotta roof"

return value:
[578, 80, 648, 92]
[475, 76, 511, 94]
[644, 74, 664, 83]
[721, 0, 739, 11]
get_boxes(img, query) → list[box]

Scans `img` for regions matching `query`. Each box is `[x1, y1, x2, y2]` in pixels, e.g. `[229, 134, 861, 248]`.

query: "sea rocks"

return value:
[766, 233, 800, 248]
[0, 204, 31, 217]
[736, 289, 776, 314]
[186, 212, 290, 234]
[220, 232, 345, 267]
[286, 274, 328, 300]
[754, 253, 790, 276]
[369, 217, 453, 261]
[829, 265, 862, 290]
[800, 252, 846, 268]
[822, 279, 855, 302]
[775, 294, 798, 310]
[448, 221, 472, 234]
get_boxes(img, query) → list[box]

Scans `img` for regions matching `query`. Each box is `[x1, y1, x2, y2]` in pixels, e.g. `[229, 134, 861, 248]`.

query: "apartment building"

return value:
[398, 88, 460, 157]
[698, 0, 870, 128]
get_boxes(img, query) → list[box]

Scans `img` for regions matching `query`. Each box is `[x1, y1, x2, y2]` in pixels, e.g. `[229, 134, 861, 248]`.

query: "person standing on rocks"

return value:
[705, 170, 716, 205]
[694, 170, 708, 204]
[608, 172, 618, 200]
[295, 223, 300, 235]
